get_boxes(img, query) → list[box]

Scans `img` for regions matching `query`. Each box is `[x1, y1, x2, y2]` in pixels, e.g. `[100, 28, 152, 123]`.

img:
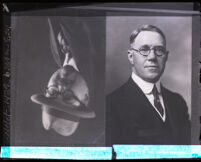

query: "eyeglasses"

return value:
[131, 45, 167, 57]
[44, 85, 64, 98]
[44, 85, 85, 107]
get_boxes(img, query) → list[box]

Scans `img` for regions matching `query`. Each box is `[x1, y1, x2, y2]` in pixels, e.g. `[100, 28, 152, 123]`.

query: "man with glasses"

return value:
[106, 25, 191, 145]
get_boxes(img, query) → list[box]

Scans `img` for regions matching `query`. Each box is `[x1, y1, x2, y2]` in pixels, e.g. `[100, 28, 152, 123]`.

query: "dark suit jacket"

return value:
[106, 77, 191, 146]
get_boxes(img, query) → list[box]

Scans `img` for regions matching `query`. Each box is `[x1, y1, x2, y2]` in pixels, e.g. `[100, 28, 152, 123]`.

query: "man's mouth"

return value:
[145, 65, 158, 68]
[145, 65, 159, 72]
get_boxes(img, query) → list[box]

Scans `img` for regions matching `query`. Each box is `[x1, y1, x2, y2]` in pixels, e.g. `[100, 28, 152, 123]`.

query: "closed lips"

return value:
[145, 65, 158, 68]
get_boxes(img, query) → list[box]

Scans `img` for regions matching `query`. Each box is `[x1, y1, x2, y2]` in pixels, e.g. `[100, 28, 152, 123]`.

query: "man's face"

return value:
[128, 31, 168, 83]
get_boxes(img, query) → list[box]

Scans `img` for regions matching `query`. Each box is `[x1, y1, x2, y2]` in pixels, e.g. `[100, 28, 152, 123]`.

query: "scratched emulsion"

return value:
[113, 145, 201, 159]
[1, 147, 112, 160]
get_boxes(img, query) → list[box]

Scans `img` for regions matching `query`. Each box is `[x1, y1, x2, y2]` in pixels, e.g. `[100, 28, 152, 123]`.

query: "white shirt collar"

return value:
[131, 72, 161, 94]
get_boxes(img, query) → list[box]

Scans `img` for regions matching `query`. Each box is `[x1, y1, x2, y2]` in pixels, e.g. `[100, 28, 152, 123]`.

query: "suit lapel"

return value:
[161, 86, 178, 139]
[125, 77, 164, 122]
[125, 77, 152, 108]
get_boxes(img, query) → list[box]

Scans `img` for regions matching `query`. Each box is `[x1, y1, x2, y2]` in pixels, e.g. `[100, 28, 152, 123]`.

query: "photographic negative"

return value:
[2, 3, 200, 159]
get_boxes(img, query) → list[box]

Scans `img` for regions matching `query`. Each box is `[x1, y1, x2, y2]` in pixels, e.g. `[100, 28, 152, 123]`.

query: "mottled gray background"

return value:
[106, 16, 192, 116]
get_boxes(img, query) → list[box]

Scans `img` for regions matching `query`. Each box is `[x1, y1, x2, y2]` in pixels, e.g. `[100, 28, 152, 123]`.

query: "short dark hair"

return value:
[130, 25, 166, 46]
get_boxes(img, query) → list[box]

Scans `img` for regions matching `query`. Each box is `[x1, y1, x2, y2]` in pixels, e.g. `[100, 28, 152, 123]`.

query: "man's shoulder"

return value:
[162, 86, 187, 104]
[162, 86, 183, 97]
[106, 79, 131, 101]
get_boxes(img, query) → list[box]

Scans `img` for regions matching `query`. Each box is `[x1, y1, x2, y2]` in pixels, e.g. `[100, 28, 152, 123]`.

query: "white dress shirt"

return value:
[131, 72, 166, 122]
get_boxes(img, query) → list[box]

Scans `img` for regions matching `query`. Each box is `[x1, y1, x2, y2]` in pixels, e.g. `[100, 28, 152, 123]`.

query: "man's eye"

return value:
[156, 47, 165, 52]
[140, 46, 150, 52]
[48, 87, 58, 94]
[140, 49, 148, 52]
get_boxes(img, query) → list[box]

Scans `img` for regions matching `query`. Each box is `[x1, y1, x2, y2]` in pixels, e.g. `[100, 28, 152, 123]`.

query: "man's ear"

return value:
[127, 50, 134, 65]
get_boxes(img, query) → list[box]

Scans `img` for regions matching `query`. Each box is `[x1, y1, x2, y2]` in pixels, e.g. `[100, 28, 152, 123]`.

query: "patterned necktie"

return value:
[152, 85, 164, 117]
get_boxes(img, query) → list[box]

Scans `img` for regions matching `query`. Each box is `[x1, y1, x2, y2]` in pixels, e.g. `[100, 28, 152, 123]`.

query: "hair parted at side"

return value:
[130, 25, 166, 46]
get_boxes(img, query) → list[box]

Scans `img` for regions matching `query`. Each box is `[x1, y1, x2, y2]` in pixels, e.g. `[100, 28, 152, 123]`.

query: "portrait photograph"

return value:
[105, 15, 198, 145]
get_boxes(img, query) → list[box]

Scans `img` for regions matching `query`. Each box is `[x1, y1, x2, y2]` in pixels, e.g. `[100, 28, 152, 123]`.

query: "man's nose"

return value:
[147, 49, 157, 60]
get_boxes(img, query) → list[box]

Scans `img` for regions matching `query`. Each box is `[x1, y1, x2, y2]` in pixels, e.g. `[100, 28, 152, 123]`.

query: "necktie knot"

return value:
[152, 85, 160, 99]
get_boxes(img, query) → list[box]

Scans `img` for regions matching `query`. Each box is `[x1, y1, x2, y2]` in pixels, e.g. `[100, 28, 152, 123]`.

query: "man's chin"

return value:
[143, 74, 161, 83]
[42, 110, 79, 136]
[51, 119, 79, 136]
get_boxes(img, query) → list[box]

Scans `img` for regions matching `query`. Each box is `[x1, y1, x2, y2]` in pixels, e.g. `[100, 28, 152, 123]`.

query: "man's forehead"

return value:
[132, 31, 165, 47]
